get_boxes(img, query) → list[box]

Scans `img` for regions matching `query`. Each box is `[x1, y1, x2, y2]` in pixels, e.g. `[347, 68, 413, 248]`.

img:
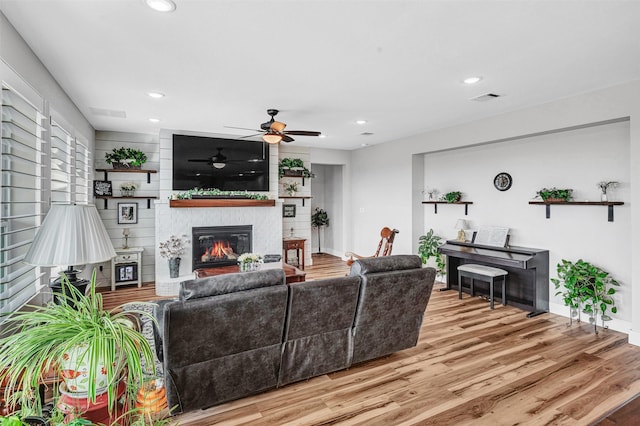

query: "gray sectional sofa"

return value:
[153, 255, 436, 414]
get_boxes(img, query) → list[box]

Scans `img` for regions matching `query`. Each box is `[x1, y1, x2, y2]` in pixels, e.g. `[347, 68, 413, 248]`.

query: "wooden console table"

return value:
[283, 238, 306, 270]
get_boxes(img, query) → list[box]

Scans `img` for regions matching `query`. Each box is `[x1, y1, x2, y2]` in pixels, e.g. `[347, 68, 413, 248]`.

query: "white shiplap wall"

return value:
[94, 131, 159, 286]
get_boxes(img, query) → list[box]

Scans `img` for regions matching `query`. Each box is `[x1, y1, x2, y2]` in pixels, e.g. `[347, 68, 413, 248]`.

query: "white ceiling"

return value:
[2, 0, 640, 150]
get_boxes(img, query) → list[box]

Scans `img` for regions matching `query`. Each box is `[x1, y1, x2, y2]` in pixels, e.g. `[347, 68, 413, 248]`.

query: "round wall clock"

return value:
[493, 172, 512, 191]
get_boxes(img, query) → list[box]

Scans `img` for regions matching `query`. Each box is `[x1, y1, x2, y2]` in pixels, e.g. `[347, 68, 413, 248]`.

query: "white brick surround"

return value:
[155, 129, 282, 281]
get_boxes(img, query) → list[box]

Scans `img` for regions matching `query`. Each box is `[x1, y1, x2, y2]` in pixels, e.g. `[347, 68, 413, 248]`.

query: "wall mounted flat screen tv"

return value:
[172, 134, 270, 191]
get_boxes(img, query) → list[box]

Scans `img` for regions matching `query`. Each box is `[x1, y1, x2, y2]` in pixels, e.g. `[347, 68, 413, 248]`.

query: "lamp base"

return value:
[457, 229, 466, 242]
[50, 267, 89, 306]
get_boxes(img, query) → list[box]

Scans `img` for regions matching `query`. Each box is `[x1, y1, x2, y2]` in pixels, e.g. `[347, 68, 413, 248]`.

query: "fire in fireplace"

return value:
[192, 225, 252, 269]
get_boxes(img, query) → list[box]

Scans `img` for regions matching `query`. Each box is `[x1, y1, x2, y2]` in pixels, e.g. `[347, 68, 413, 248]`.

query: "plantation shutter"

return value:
[74, 136, 90, 204]
[50, 119, 72, 204]
[0, 83, 45, 315]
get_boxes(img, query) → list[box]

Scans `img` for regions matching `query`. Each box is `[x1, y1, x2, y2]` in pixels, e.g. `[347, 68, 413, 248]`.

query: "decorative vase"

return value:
[60, 343, 109, 396]
[239, 261, 262, 272]
[120, 189, 135, 197]
[169, 257, 181, 278]
[601, 193, 608, 202]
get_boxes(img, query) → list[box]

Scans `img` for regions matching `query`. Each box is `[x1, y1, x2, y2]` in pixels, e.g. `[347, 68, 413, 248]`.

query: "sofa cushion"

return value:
[279, 276, 361, 386]
[179, 268, 285, 300]
[349, 254, 422, 276]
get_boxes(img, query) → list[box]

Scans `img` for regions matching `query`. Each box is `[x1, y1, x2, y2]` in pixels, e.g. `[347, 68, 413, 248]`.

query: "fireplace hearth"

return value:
[192, 225, 252, 269]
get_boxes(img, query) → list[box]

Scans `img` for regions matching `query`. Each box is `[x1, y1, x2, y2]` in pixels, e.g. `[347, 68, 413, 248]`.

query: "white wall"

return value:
[424, 120, 631, 324]
[94, 131, 160, 285]
[348, 80, 640, 340]
[310, 164, 343, 256]
[310, 147, 352, 258]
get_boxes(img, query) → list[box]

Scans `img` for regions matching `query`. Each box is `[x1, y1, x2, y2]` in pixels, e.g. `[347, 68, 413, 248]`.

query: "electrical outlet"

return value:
[99, 265, 103, 272]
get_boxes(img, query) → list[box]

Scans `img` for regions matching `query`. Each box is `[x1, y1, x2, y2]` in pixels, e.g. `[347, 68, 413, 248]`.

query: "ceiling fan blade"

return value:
[284, 130, 321, 136]
[282, 135, 295, 143]
[270, 121, 286, 132]
[239, 133, 263, 139]
[187, 159, 211, 162]
[224, 126, 263, 132]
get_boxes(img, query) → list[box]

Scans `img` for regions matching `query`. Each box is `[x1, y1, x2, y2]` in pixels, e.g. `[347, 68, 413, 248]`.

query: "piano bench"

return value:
[457, 264, 508, 309]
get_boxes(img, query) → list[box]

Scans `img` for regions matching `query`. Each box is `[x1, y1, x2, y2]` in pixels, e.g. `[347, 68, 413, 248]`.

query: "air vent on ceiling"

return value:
[360, 132, 375, 136]
[89, 107, 127, 118]
[470, 93, 501, 102]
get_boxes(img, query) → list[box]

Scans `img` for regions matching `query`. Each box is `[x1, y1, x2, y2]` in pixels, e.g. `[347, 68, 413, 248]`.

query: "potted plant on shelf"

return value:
[535, 187, 573, 202]
[551, 258, 619, 333]
[442, 191, 462, 203]
[597, 181, 618, 202]
[417, 229, 446, 276]
[159, 234, 190, 278]
[120, 182, 137, 197]
[105, 147, 147, 169]
[283, 182, 299, 197]
[0, 271, 156, 421]
[278, 158, 312, 179]
[311, 207, 330, 253]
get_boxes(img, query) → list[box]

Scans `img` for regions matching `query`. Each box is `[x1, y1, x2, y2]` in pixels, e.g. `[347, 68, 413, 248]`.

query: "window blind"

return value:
[50, 120, 72, 204]
[1, 84, 45, 315]
[75, 136, 90, 204]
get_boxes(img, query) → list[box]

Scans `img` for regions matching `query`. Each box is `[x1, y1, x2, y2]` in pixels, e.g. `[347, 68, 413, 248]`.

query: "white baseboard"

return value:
[549, 301, 633, 342]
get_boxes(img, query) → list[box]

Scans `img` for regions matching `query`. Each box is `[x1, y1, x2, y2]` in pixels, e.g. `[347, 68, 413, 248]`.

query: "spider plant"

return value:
[0, 270, 156, 416]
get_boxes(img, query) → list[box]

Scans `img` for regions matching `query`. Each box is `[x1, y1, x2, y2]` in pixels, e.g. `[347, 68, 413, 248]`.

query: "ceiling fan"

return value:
[187, 147, 227, 169]
[226, 109, 322, 144]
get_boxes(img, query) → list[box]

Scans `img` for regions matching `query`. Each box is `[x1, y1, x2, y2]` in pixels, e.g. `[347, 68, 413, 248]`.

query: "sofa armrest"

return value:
[152, 299, 175, 362]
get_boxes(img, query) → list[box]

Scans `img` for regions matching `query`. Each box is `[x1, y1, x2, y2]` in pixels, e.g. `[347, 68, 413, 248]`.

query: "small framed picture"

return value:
[93, 180, 112, 196]
[117, 202, 138, 224]
[283, 204, 296, 218]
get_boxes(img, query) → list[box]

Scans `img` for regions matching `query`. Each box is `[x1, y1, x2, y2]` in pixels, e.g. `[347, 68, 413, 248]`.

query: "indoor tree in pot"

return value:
[417, 229, 446, 277]
[311, 207, 330, 253]
[0, 271, 156, 421]
[551, 258, 619, 334]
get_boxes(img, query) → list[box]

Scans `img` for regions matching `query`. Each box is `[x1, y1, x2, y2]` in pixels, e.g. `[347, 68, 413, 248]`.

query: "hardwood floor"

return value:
[99, 254, 640, 425]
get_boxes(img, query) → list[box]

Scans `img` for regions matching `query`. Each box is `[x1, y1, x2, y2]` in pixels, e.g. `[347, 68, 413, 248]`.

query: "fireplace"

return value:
[192, 225, 252, 269]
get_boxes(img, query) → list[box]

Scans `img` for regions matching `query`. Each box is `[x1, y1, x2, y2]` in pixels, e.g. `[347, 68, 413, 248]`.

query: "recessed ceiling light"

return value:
[148, 118, 161, 123]
[361, 143, 370, 147]
[463, 76, 483, 85]
[147, 92, 165, 98]
[145, 0, 176, 12]
[318, 134, 327, 138]
[355, 120, 368, 125]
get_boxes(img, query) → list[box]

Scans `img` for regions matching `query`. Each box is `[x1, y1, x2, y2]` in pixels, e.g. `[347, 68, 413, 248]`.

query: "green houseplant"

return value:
[0, 271, 156, 417]
[105, 147, 147, 169]
[278, 158, 312, 179]
[417, 229, 446, 276]
[442, 191, 462, 203]
[551, 259, 619, 333]
[311, 207, 330, 253]
[536, 187, 573, 202]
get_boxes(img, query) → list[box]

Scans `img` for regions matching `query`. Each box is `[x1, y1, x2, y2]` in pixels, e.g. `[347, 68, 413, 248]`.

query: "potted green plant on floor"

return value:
[417, 229, 446, 276]
[0, 271, 156, 419]
[551, 258, 619, 333]
[311, 207, 330, 253]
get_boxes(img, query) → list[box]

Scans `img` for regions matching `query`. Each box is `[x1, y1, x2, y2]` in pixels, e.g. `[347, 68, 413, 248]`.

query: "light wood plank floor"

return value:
[99, 254, 640, 425]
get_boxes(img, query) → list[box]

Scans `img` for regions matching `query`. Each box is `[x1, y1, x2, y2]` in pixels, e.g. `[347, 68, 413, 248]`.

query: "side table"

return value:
[111, 247, 144, 291]
[283, 238, 306, 270]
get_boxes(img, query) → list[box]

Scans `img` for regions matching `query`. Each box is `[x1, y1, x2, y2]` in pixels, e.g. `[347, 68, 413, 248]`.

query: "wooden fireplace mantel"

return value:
[169, 199, 276, 208]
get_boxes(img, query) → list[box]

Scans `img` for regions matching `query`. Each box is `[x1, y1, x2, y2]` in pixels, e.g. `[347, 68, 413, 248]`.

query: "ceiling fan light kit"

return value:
[226, 109, 322, 144]
[263, 133, 283, 144]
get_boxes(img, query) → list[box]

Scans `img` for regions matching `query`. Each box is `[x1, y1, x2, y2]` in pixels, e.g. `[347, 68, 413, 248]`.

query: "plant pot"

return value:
[135, 379, 168, 415]
[543, 197, 566, 202]
[57, 380, 127, 425]
[112, 162, 141, 170]
[120, 189, 135, 197]
[168, 258, 181, 278]
[59, 344, 110, 396]
[282, 169, 304, 177]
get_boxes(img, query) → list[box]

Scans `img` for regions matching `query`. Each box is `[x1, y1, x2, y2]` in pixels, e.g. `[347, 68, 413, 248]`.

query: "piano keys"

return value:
[438, 240, 549, 317]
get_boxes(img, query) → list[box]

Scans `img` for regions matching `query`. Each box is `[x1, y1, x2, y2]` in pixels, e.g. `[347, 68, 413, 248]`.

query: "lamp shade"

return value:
[454, 219, 468, 230]
[262, 133, 283, 144]
[24, 204, 116, 267]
